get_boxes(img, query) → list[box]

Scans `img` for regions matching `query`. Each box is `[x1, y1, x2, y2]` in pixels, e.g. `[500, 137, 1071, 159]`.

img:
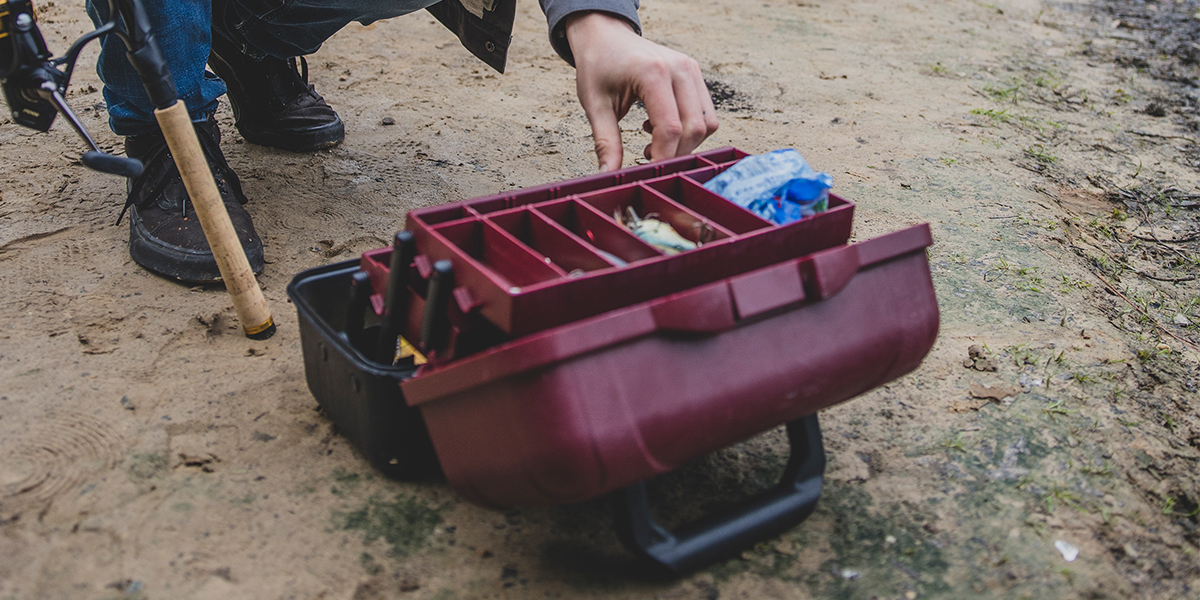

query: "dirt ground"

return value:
[3, 0, 1200, 598]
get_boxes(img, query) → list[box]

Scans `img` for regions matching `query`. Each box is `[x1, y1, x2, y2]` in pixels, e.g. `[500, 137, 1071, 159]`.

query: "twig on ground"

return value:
[1127, 130, 1198, 143]
[1072, 239, 1194, 285]
[1131, 271, 1197, 283]
[1144, 225, 1199, 263]
[1132, 233, 1199, 243]
[1089, 270, 1200, 354]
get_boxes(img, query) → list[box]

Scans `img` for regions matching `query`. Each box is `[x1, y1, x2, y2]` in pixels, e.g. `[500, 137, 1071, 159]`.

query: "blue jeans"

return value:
[88, 0, 434, 136]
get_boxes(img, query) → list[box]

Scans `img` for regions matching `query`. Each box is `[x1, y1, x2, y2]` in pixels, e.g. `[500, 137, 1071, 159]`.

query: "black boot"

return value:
[122, 116, 264, 283]
[208, 34, 345, 152]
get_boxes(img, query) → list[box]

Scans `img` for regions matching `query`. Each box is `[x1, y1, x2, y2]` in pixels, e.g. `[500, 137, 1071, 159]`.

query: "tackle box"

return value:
[288, 148, 939, 573]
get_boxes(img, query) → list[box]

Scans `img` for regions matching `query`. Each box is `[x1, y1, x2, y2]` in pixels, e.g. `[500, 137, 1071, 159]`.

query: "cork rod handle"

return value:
[153, 102, 276, 339]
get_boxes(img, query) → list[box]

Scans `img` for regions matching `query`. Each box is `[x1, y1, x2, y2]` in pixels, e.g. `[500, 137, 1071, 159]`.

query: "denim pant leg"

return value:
[88, 0, 226, 135]
[213, 0, 436, 60]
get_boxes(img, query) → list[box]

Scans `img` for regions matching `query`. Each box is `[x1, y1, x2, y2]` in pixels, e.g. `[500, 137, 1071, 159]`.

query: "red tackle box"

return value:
[288, 148, 939, 574]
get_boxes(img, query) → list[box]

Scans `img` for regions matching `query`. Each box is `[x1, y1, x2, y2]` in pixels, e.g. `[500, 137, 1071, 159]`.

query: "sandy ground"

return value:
[3, 0, 1200, 598]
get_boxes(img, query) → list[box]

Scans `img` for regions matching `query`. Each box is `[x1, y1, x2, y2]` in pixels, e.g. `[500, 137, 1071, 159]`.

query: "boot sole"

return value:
[130, 209, 265, 283]
[237, 116, 346, 153]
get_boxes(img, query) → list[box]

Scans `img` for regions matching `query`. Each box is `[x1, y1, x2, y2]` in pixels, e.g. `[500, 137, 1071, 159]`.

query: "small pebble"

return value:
[1173, 314, 1191, 326]
[1055, 540, 1079, 562]
[382, 117, 395, 126]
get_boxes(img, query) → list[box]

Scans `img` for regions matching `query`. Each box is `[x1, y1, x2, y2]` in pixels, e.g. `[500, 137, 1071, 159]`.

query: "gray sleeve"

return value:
[539, 0, 640, 66]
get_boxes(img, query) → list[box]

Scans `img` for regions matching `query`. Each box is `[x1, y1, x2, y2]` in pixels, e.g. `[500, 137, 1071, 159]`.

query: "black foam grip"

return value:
[82, 151, 144, 178]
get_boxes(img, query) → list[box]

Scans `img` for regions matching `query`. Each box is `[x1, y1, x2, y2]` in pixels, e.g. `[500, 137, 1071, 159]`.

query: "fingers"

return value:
[642, 120, 653, 160]
[586, 104, 624, 172]
[669, 58, 718, 157]
[686, 60, 710, 151]
[575, 54, 628, 172]
[638, 61, 684, 162]
[564, 12, 718, 170]
[640, 55, 718, 161]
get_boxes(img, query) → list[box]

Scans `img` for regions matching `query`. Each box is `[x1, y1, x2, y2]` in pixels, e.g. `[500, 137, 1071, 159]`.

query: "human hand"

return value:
[565, 12, 718, 172]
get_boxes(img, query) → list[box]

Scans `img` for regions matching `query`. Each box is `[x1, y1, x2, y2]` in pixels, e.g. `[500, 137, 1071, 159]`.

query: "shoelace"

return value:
[279, 56, 324, 107]
[290, 56, 309, 84]
[116, 121, 248, 225]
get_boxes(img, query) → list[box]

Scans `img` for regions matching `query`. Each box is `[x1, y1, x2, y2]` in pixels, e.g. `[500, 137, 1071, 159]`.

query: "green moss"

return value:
[229, 492, 255, 505]
[334, 494, 444, 557]
[126, 453, 167, 479]
[812, 486, 950, 599]
[359, 552, 382, 576]
[330, 467, 373, 498]
[332, 467, 364, 484]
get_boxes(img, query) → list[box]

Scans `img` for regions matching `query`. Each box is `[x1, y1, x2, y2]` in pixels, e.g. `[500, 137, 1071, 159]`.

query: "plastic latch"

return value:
[651, 283, 736, 333]
[728, 261, 806, 320]
[803, 244, 860, 300]
[855, 223, 933, 268]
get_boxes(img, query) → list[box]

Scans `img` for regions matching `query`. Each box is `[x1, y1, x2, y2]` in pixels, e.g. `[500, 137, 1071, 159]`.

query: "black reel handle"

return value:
[612, 413, 825, 576]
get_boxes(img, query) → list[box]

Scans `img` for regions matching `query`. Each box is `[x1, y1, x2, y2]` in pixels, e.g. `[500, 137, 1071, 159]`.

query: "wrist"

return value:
[564, 11, 638, 55]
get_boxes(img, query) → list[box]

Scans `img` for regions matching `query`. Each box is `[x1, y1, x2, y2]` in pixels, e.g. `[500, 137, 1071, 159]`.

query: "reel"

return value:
[0, 0, 170, 178]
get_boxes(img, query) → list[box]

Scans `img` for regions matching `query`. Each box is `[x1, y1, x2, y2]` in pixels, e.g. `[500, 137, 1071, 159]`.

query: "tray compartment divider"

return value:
[410, 204, 479, 228]
[698, 147, 749, 164]
[464, 200, 504, 217]
[479, 220, 568, 286]
[431, 219, 565, 289]
[526, 206, 625, 270]
[553, 174, 622, 199]
[487, 208, 621, 274]
[645, 176, 773, 235]
[634, 183, 738, 243]
[534, 199, 664, 265]
[681, 166, 719, 185]
[502, 188, 554, 210]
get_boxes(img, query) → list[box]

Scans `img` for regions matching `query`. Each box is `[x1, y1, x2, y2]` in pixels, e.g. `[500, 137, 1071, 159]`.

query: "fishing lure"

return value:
[617, 207, 697, 255]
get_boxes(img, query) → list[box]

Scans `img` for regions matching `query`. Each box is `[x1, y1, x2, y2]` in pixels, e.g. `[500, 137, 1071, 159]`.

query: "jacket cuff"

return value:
[541, 1, 641, 67]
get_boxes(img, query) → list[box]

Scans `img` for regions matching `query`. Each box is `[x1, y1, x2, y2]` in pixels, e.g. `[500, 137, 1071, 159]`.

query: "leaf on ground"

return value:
[969, 382, 1022, 401]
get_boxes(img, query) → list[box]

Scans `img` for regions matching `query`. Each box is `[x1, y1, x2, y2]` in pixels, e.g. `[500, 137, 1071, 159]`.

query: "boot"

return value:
[122, 116, 265, 282]
[208, 34, 345, 152]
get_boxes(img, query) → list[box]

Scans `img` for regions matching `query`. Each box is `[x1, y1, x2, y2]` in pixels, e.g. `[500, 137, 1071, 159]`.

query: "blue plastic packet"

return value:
[702, 149, 832, 225]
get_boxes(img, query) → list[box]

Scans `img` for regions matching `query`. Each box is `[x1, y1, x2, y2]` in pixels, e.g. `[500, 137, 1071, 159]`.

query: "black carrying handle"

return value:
[612, 413, 825, 575]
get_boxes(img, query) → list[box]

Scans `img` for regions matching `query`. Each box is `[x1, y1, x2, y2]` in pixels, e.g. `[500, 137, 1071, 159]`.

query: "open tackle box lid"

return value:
[359, 148, 855, 340]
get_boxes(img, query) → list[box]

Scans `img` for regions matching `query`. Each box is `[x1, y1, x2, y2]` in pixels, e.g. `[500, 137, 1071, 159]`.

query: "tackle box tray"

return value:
[358, 147, 855, 338]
